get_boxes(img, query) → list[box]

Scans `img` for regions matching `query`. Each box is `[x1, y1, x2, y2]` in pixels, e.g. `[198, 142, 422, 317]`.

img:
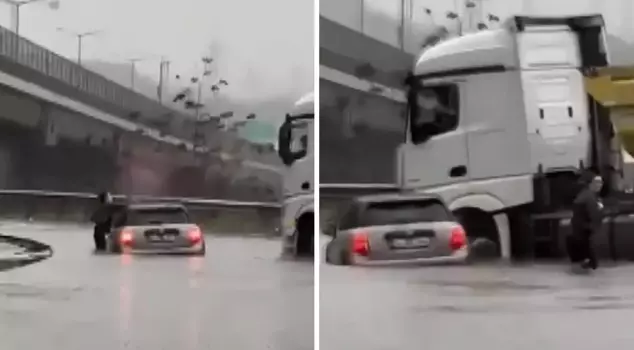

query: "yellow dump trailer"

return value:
[584, 67, 634, 188]
[584, 66, 634, 130]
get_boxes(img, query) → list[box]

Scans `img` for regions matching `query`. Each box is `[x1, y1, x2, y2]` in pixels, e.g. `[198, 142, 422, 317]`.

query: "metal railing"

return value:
[0, 190, 281, 234]
[0, 25, 182, 127]
[0, 189, 281, 209]
[0, 25, 281, 169]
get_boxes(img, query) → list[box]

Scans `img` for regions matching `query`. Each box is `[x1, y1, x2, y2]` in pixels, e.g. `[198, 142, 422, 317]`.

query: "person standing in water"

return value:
[90, 191, 113, 251]
[568, 172, 604, 270]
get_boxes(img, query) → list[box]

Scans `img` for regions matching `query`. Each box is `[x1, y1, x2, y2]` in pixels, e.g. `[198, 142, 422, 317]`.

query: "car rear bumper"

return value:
[351, 247, 469, 266]
[120, 242, 205, 255]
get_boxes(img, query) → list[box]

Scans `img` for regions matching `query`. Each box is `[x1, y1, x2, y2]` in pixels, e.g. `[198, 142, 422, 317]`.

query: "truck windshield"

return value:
[408, 84, 459, 144]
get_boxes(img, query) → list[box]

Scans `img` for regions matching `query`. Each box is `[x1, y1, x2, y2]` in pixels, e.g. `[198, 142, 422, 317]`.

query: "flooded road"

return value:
[0, 221, 313, 350]
[320, 235, 634, 350]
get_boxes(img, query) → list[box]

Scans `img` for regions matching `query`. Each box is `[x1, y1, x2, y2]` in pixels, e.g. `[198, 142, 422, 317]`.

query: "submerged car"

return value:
[105, 203, 206, 255]
[324, 193, 467, 266]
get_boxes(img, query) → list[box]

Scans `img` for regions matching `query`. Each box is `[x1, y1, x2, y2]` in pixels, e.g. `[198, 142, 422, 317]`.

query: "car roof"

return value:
[125, 203, 187, 211]
[355, 192, 443, 204]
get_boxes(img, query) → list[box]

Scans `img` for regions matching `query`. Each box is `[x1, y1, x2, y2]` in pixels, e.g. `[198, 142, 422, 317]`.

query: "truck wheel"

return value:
[325, 240, 349, 265]
[296, 213, 314, 257]
[454, 208, 500, 262]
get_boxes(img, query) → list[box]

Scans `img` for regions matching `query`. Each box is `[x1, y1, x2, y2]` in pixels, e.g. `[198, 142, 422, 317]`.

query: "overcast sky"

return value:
[0, 0, 314, 101]
[324, 0, 633, 41]
[463, 0, 631, 37]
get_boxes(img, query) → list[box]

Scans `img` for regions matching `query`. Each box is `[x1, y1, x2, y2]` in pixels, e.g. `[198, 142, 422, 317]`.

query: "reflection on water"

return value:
[116, 254, 208, 348]
[186, 256, 203, 350]
[118, 254, 133, 344]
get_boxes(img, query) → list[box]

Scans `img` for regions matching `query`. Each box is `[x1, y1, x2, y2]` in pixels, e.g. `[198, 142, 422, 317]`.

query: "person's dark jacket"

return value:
[571, 188, 603, 236]
[91, 203, 116, 233]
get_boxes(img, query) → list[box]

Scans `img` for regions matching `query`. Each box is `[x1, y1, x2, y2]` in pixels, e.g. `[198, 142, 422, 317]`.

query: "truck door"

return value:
[399, 81, 469, 190]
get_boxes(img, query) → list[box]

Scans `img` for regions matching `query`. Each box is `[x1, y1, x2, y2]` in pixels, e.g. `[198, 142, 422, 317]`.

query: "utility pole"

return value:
[624, 0, 633, 39]
[465, 0, 476, 32]
[399, 0, 406, 50]
[190, 56, 216, 149]
[127, 58, 144, 91]
[195, 57, 213, 121]
[157, 57, 170, 104]
[476, 0, 484, 26]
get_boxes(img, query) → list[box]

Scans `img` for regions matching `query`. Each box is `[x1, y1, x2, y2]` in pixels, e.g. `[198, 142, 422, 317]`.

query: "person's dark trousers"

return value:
[571, 230, 598, 269]
[578, 232, 598, 269]
[566, 234, 584, 263]
[567, 232, 598, 269]
[93, 227, 107, 250]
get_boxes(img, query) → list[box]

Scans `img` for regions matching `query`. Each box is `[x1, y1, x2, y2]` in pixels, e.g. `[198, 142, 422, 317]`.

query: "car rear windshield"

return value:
[360, 199, 451, 226]
[125, 208, 189, 226]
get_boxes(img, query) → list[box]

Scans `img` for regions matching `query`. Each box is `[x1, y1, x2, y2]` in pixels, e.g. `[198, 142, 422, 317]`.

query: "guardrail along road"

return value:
[0, 190, 281, 234]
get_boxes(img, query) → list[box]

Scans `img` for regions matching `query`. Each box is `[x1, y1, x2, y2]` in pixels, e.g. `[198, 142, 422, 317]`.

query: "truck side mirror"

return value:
[277, 121, 294, 166]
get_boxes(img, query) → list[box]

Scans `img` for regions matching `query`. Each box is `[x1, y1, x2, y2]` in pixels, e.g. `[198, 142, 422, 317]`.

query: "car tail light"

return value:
[188, 226, 202, 244]
[351, 230, 370, 256]
[120, 229, 134, 246]
[449, 225, 466, 250]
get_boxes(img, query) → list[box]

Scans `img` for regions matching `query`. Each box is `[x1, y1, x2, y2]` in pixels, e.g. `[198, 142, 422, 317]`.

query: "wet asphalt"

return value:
[0, 221, 313, 350]
[320, 235, 634, 350]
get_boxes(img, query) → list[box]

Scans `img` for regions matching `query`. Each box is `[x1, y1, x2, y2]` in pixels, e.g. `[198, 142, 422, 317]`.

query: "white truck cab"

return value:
[278, 92, 314, 258]
[399, 15, 621, 260]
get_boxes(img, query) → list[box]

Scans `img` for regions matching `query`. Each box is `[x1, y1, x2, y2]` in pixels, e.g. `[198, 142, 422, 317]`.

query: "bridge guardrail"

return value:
[0, 25, 182, 132]
[0, 25, 281, 172]
[0, 190, 281, 235]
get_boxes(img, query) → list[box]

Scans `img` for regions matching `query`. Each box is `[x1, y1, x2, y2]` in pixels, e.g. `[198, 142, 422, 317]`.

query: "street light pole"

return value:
[76, 31, 100, 66]
[77, 34, 82, 64]
[57, 28, 101, 65]
[1, 0, 58, 36]
[157, 58, 170, 104]
[127, 58, 144, 91]
[195, 80, 203, 120]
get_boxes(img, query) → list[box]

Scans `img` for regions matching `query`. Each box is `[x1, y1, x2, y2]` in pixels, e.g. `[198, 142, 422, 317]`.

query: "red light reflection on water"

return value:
[185, 256, 204, 349]
[118, 254, 133, 342]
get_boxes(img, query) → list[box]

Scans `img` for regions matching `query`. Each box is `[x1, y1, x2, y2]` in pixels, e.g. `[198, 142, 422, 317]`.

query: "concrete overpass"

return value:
[0, 25, 280, 201]
[319, 0, 414, 186]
